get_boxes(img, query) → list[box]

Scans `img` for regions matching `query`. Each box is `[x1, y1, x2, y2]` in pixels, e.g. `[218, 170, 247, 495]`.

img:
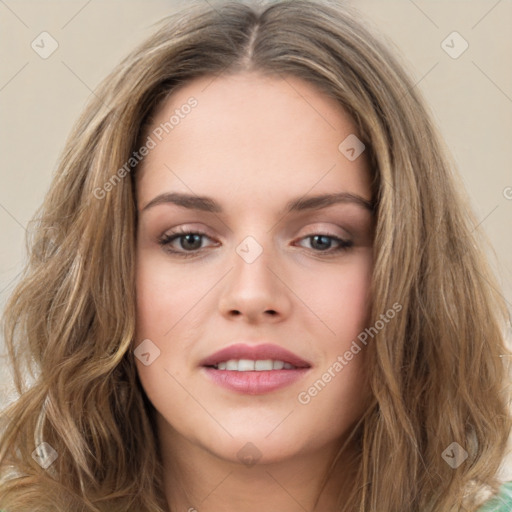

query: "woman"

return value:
[1, 1, 511, 510]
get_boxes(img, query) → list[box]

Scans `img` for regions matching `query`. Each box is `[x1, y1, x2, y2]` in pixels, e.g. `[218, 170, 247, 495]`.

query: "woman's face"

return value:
[134, 71, 374, 465]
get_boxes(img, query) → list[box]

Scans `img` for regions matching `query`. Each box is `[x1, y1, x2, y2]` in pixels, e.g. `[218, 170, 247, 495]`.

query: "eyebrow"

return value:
[141, 191, 375, 215]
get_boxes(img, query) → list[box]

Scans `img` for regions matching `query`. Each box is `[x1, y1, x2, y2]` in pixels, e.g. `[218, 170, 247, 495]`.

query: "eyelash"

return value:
[157, 228, 354, 259]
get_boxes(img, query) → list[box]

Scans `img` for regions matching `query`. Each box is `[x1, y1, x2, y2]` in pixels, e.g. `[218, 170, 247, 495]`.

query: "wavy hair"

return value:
[1, 1, 511, 510]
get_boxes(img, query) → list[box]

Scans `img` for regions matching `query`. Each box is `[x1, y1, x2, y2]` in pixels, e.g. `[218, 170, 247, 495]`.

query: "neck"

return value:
[157, 415, 359, 512]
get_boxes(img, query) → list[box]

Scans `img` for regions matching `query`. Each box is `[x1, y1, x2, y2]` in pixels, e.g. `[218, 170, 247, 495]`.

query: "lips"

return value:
[200, 343, 312, 395]
[199, 343, 311, 369]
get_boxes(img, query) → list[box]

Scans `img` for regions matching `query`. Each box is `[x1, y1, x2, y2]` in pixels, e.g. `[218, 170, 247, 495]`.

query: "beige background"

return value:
[1, 0, 511, 475]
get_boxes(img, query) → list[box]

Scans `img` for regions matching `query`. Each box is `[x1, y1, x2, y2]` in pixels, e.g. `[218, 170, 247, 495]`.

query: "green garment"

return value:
[477, 481, 512, 511]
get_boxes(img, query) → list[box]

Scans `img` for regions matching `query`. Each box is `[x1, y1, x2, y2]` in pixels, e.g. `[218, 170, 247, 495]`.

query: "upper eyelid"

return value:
[162, 218, 356, 234]
[161, 223, 352, 239]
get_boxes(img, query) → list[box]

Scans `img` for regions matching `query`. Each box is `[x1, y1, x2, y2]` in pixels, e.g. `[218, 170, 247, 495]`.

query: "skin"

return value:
[134, 71, 375, 512]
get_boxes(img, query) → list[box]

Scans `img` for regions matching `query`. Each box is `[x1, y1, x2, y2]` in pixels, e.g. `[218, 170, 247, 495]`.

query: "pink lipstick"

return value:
[200, 343, 311, 395]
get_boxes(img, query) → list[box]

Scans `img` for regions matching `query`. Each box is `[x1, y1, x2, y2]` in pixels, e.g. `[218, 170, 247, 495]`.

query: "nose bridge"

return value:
[229, 210, 277, 273]
[231, 232, 276, 293]
[218, 229, 290, 320]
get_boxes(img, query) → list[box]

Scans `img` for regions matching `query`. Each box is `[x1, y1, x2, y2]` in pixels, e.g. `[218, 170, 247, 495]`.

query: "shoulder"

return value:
[477, 481, 512, 511]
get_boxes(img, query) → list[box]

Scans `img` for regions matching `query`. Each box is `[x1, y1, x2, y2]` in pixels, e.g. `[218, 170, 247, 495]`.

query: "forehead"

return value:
[136, 71, 372, 211]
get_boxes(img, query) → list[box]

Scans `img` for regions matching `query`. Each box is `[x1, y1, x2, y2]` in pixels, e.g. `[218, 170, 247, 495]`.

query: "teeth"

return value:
[254, 359, 272, 370]
[238, 359, 255, 371]
[226, 360, 238, 370]
[214, 359, 297, 371]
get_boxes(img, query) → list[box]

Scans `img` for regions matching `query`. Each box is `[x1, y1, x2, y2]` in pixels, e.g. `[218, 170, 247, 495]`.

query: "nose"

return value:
[218, 236, 292, 324]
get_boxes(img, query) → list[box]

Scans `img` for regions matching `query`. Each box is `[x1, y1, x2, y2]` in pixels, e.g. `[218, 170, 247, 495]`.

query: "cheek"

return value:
[134, 251, 207, 338]
[133, 252, 213, 394]
[132, 257, 194, 430]
[295, 253, 372, 412]
[337, 263, 372, 337]
[300, 252, 373, 341]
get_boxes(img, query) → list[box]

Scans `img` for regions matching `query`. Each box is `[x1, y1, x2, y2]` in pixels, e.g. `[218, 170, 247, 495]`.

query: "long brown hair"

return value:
[1, 1, 510, 510]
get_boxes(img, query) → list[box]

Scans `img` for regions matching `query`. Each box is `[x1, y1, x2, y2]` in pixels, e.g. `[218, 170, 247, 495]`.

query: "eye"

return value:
[295, 233, 353, 254]
[158, 228, 353, 258]
[158, 229, 216, 257]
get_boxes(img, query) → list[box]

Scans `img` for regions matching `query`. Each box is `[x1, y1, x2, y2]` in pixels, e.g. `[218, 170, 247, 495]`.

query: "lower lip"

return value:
[202, 367, 310, 395]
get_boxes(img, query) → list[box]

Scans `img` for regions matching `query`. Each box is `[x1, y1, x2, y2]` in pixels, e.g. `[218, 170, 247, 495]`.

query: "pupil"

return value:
[312, 235, 331, 250]
[183, 234, 201, 250]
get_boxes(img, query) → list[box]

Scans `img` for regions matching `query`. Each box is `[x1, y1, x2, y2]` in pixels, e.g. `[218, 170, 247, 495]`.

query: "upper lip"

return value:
[200, 343, 311, 368]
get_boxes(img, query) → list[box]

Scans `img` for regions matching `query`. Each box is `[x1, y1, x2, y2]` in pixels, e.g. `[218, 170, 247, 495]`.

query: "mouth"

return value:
[200, 343, 312, 395]
[206, 359, 303, 371]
